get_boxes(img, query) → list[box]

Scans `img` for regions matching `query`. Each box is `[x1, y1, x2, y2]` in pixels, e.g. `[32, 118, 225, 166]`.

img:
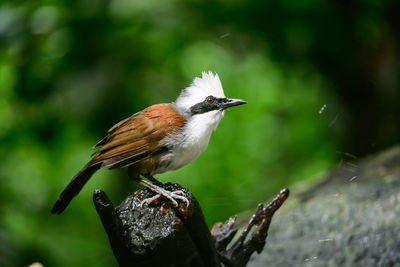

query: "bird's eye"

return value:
[206, 96, 215, 104]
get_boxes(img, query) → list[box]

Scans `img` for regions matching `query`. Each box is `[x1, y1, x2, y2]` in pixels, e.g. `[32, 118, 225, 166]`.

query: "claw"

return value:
[172, 190, 185, 196]
[140, 189, 189, 208]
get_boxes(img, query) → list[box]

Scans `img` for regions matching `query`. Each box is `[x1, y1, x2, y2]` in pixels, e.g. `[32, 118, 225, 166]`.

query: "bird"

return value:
[51, 71, 246, 214]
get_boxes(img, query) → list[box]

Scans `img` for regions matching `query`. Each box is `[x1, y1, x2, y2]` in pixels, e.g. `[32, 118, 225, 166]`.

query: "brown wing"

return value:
[89, 103, 186, 169]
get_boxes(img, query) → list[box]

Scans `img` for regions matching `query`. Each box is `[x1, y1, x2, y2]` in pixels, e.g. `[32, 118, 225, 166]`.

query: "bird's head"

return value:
[175, 72, 246, 132]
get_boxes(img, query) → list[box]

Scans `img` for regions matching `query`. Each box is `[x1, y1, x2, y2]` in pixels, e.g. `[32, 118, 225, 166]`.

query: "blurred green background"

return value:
[1, 0, 399, 266]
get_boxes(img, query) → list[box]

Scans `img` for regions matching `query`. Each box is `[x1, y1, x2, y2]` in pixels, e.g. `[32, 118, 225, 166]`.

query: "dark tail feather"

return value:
[51, 163, 100, 214]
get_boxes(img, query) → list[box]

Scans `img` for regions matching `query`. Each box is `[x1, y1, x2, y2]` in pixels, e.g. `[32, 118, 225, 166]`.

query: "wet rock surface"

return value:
[248, 146, 400, 267]
[115, 186, 193, 258]
[94, 183, 220, 267]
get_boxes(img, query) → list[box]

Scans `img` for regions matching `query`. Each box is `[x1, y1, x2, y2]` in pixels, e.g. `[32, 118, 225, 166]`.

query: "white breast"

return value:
[152, 110, 224, 175]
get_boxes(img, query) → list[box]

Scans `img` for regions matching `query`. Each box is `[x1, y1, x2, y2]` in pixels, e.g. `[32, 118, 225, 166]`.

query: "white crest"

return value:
[175, 71, 225, 112]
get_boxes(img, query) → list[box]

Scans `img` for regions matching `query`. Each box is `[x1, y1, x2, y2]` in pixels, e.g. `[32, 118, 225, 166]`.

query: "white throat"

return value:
[158, 109, 224, 174]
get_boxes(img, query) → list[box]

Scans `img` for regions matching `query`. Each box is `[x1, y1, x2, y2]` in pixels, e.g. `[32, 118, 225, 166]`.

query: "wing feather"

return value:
[89, 103, 186, 170]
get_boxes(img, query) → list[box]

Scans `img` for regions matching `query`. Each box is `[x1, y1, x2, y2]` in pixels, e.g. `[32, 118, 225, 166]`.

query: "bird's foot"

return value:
[140, 188, 189, 208]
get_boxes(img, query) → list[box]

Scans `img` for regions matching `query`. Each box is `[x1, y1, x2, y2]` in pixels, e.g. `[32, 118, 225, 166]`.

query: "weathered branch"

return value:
[94, 184, 289, 267]
[211, 188, 290, 267]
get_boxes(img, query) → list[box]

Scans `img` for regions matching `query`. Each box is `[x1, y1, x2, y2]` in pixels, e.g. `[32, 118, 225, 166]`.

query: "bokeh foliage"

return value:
[1, 0, 398, 266]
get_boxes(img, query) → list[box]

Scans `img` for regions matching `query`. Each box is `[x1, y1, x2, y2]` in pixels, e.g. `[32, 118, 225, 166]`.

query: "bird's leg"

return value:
[142, 174, 163, 186]
[136, 178, 189, 208]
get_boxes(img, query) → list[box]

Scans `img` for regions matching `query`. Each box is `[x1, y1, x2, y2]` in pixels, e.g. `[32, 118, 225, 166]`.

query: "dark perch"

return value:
[93, 183, 289, 267]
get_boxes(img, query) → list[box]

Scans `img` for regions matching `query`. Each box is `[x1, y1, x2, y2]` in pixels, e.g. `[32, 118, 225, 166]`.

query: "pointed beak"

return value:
[221, 98, 247, 110]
